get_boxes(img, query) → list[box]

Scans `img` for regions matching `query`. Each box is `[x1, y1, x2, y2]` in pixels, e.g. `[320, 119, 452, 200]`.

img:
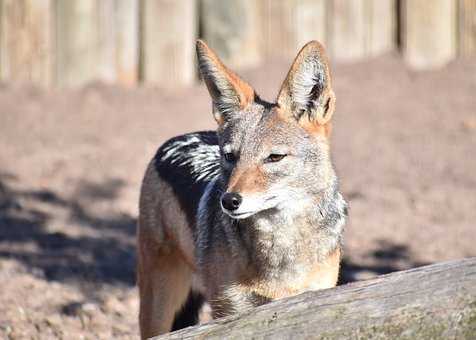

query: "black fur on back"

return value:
[153, 131, 221, 229]
[171, 291, 205, 331]
[153, 132, 220, 331]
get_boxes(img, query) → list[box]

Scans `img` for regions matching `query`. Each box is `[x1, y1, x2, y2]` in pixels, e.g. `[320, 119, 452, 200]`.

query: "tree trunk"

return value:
[154, 258, 476, 339]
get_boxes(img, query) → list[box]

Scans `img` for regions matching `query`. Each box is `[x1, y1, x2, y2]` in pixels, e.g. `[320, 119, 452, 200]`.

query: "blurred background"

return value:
[0, 0, 475, 339]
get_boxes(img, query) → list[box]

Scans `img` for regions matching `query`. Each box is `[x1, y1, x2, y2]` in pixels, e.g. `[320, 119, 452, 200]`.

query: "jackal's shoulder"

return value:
[152, 131, 221, 223]
[155, 130, 220, 182]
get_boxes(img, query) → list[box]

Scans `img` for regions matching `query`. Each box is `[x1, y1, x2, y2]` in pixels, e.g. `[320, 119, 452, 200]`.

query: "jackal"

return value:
[137, 40, 347, 338]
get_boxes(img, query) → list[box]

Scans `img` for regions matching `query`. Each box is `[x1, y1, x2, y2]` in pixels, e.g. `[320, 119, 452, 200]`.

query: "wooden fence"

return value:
[0, 0, 474, 88]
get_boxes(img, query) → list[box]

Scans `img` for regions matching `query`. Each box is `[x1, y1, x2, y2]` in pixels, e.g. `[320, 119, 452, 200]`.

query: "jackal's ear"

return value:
[196, 40, 255, 125]
[277, 41, 335, 127]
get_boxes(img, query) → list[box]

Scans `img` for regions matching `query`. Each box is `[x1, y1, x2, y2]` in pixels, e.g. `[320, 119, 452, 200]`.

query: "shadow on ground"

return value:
[0, 172, 428, 289]
[339, 240, 430, 284]
[0, 172, 136, 286]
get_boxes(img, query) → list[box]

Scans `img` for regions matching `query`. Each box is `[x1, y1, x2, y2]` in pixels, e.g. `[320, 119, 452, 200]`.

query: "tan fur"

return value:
[301, 248, 341, 290]
[137, 233, 192, 339]
[277, 41, 336, 128]
[206, 248, 341, 318]
[196, 39, 255, 125]
[233, 258, 339, 302]
[137, 162, 197, 339]
[276, 106, 333, 138]
[137, 40, 346, 339]
[239, 240, 340, 300]
[227, 165, 267, 194]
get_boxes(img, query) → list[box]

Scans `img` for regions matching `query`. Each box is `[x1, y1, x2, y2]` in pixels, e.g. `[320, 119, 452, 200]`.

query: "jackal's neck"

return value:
[233, 183, 347, 280]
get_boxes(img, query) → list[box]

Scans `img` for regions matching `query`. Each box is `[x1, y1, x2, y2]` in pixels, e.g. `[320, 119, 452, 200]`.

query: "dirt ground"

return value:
[0, 53, 475, 339]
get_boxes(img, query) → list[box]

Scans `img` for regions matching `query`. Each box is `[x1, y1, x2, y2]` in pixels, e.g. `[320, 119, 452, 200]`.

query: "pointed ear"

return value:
[196, 40, 255, 125]
[277, 41, 336, 127]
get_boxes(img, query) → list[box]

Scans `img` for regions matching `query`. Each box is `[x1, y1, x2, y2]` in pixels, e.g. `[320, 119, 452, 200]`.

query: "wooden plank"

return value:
[294, 0, 327, 50]
[0, 0, 53, 86]
[328, 0, 367, 61]
[97, 0, 140, 86]
[366, 0, 396, 56]
[261, 0, 294, 58]
[459, 0, 476, 57]
[98, 0, 117, 83]
[55, 0, 100, 87]
[141, 0, 197, 87]
[153, 258, 476, 339]
[402, 0, 457, 70]
[114, 0, 139, 86]
[262, 0, 327, 59]
[55, 0, 139, 87]
[200, 0, 262, 69]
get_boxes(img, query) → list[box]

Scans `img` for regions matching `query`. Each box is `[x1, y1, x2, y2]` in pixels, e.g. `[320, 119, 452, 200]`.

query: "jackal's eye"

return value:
[223, 152, 236, 163]
[265, 154, 287, 163]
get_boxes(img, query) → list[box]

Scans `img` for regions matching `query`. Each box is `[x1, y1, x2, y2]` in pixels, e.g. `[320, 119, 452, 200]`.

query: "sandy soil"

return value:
[0, 53, 475, 339]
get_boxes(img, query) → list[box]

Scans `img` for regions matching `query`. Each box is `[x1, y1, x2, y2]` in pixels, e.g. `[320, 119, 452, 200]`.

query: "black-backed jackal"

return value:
[137, 40, 347, 339]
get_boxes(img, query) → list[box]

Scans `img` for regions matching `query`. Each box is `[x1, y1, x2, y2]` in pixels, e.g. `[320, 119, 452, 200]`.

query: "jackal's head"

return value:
[197, 40, 337, 220]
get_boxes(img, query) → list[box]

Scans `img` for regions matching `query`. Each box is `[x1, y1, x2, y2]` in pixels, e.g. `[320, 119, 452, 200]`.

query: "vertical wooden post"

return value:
[115, 0, 139, 86]
[294, 0, 327, 49]
[201, 0, 262, 69]
[0, 0, 53, 86]
[458, 0, 476, 57]
[327, 0, 366, 61]
[402, 0, 457, 69]
[262, 0, 327, 59]
[261, 0, 294, 58]
[366, 0, 396, 56]
[55, 0, 100, 87]
[141, 0, 197, 87]
[98, 0, 117, 83]
[55, 0, 139, 87]
[97, 0, 140, 85]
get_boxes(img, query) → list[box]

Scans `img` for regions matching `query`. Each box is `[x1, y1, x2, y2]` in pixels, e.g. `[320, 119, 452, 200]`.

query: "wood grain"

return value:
[201, 0, 262, 69]
[0, 0, 53, 86]
[459, 0, 476, 57]
[154, 258, 476, 339]
[402, 0, 457, 69]
[141, 0, 197, 87]
[262, 0, 327, 59]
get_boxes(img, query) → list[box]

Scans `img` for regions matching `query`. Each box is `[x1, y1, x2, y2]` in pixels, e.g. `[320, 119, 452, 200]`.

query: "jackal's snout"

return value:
[221, 192, 242, 211]
[220, 188, 280, 220]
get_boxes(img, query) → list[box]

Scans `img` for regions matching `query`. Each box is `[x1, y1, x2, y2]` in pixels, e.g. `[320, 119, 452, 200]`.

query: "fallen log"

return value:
[154, 258, 476, 339]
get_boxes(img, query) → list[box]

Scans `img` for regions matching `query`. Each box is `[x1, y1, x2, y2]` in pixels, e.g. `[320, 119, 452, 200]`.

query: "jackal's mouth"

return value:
[222, 210, 256, 220]
[221, 194, 279, 219]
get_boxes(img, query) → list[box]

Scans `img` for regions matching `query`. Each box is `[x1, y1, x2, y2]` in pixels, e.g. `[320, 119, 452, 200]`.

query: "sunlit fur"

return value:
[137, 40, 347, 339]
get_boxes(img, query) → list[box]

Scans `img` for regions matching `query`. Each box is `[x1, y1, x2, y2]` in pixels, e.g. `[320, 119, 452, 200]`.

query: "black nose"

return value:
[221, 192, 242, 211]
